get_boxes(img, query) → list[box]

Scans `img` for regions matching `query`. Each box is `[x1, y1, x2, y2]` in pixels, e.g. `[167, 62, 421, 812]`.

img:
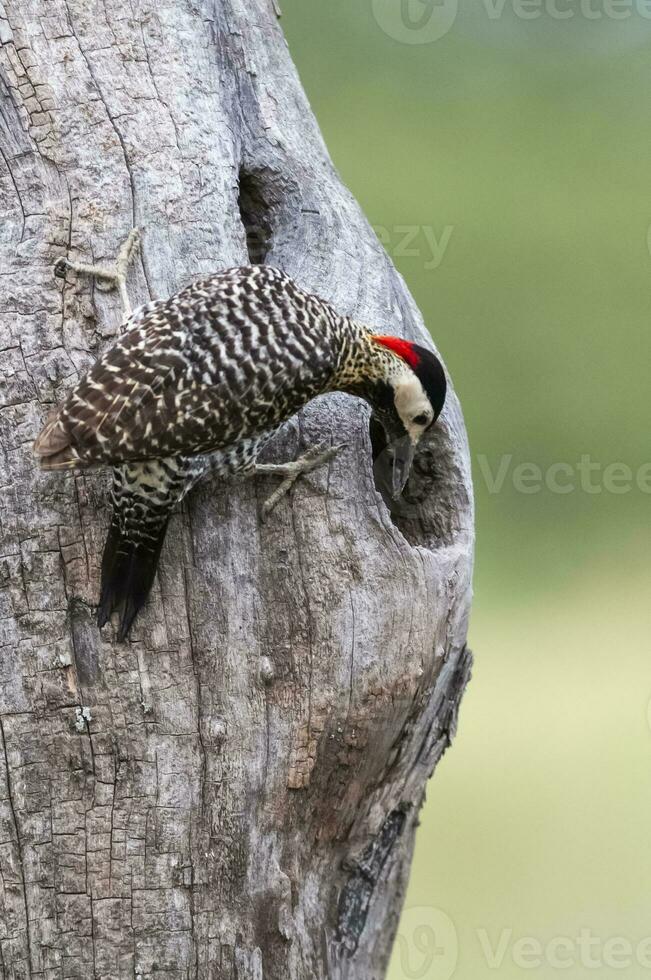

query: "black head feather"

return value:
[408, 343, 447, 421]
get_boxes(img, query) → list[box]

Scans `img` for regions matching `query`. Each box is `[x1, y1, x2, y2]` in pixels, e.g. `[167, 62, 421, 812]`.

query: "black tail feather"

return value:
[97, 513, 170, 641]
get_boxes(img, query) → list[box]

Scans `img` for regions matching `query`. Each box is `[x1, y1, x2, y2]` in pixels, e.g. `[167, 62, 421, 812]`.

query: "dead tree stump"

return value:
[0, 2, 474, 977]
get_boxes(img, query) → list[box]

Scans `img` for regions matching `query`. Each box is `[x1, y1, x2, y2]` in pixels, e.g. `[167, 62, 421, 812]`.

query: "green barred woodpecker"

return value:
[34, 231, 446, 640]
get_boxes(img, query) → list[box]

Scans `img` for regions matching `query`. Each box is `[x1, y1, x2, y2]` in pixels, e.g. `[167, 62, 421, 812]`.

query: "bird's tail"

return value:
[98, 506, 170, 641]
[98, 460, 188, 641]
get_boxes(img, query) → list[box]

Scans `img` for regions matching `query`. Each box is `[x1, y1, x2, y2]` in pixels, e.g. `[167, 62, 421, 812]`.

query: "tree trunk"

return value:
[0, 2, 474, 978]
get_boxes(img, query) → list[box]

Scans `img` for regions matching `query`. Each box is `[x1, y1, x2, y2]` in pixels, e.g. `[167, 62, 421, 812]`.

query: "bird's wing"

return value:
[34, 278, 261, 470]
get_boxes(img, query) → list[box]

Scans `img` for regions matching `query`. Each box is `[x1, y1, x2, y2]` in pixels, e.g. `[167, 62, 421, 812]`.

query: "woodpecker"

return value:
[35, 231, 446, 640]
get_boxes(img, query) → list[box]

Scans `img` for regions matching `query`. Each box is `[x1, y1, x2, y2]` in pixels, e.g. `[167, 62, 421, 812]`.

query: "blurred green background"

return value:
[282, 4, 650, 978]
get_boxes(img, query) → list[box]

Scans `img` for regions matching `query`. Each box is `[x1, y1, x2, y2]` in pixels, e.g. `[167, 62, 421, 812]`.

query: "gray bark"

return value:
[0, 2, 474, 978]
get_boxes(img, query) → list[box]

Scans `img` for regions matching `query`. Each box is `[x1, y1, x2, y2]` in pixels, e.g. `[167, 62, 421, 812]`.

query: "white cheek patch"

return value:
[393, 372, 432, 442]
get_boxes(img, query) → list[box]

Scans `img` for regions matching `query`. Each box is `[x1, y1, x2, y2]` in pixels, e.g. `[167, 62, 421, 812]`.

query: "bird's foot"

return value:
[54, 228, 141, 315]
[254, 442, 346, 519]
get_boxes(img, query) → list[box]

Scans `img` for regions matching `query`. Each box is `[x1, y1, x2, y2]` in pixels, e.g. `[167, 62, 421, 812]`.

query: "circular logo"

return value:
[372, 0, 459, 45]
[393, 906, 459, 979]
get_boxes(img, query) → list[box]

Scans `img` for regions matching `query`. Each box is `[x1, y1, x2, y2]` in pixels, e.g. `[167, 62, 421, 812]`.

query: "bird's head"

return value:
[363, 335, 447, 498]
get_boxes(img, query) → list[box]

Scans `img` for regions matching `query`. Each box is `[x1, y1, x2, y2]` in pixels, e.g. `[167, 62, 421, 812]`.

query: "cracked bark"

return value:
[0, 2, 474, 978]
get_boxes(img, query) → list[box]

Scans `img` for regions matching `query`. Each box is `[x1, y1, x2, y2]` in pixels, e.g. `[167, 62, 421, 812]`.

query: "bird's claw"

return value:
[301, 441, 347, 466]
[52, 228, 141, 315]
[258, 442, 347, 520]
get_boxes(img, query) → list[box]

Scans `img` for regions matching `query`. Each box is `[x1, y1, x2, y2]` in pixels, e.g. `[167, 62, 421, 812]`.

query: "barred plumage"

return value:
[36, 267, 347, 469]
[36, 256, 446, 639]
[98, 438, 267, 640]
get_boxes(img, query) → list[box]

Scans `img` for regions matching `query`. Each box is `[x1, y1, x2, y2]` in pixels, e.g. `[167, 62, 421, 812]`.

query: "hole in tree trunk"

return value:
[238, 168, 274, 263]
[370, 415, 463, 548]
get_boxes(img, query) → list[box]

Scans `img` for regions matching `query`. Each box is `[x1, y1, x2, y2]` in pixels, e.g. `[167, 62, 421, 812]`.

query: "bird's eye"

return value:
[412, 413, 430, 426]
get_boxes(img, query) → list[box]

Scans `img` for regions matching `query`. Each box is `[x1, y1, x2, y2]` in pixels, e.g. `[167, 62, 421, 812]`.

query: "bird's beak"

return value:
[390, 436, 416, 499]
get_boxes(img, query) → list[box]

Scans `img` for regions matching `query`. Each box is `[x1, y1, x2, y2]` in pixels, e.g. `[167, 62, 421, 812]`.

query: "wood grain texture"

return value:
[0, 1, 474, 977]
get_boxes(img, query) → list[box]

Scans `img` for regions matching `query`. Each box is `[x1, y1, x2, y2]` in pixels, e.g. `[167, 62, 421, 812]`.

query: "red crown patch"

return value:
[371, 335, 421, 369]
